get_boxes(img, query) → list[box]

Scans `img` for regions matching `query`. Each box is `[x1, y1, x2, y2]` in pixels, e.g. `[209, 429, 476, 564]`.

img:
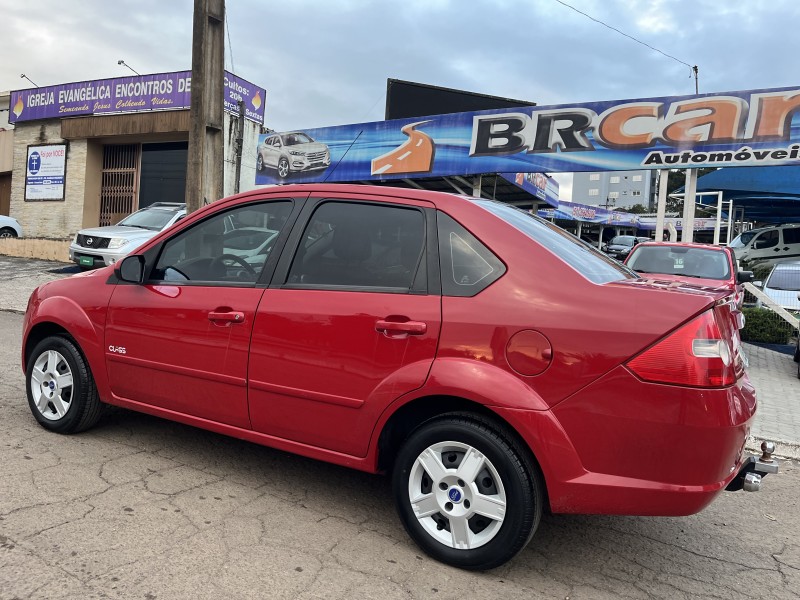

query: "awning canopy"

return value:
[693, 166, 800, 223]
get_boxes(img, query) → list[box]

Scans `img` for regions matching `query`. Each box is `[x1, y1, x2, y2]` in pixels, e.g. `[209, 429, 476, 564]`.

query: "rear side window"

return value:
[474, 200, 631, 284]
[286, 201, 426, 291]
[437, 212, 506, 297]
[783, 227, 800, 244]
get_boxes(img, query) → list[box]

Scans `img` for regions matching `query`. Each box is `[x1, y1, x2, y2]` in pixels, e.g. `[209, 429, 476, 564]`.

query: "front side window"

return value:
[287, 201, 426, 290]
[753, 230, 779, 250]
[151, 201, 292, 284]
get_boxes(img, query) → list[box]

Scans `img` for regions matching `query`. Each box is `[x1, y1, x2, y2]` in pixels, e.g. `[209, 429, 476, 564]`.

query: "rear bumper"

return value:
[492, 367, 758, 516]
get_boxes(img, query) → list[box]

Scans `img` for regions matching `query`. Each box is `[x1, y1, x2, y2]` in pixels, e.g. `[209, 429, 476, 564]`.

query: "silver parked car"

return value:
[755, 260, 800, 312]
[256, 131, 331, 178]
[0, 215, 23, 238]
[69, 203, 186, 268]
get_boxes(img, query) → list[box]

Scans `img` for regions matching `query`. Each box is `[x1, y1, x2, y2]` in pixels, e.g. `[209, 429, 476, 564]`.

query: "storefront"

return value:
[7, 70, 266, 239]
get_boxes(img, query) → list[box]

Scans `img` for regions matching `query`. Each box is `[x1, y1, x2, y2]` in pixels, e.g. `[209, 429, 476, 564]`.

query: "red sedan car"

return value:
[625, 241, 753, 311]
[22, 185, 774, 570]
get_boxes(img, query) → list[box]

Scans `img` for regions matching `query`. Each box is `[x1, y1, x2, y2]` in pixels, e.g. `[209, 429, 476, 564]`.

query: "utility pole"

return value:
[186, 0, 225, 214]
[233, 100, 245, 195]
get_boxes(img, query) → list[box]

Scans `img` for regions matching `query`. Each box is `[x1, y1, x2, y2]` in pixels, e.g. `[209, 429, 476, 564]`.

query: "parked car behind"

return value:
[728, 223, 800, 268]
[23, 184, 774, 571]
[754, 260, 800, 313]
[602, 235, 650, 260]
[0, 214, 23, 238]
[69, 203, 186, 268]
[625, 242, 753, 309]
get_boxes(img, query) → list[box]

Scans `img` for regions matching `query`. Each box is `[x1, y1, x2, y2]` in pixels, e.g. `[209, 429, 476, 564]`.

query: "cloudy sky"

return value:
[3, 0, 799, 196]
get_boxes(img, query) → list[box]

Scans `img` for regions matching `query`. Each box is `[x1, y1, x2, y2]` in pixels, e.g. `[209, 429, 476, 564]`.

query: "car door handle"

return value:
[375, 320, 427, 335]
[208, 311, 245, 324]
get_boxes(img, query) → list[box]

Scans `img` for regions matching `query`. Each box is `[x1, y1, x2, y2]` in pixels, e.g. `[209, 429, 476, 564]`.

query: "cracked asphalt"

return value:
[1, 309, 799, 598]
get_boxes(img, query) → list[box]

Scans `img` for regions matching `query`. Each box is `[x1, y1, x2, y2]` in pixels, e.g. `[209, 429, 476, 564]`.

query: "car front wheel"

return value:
[392, 415, 543, 570]
[277, 157, 290, 179]
[256, 153, 264, 172]
[0, 227, 17, 239]
[26, 336, 103, 434]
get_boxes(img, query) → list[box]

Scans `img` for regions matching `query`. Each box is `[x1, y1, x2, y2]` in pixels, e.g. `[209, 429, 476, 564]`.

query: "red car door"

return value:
[247, 198, 441, 456]
[104, 199, 295, 428]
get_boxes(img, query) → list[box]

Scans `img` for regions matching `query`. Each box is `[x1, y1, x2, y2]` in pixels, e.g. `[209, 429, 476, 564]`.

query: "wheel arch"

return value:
[24, 297, 110, 400]
[375, 394, 550, 511]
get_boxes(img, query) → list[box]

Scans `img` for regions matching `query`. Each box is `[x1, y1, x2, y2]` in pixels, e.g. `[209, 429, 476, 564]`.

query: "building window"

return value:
[610, 176, 620, 184]
[632, 190, 642, 197]
[590, 174, 600, 181]
[608, 192, 619, 199]
[632, 175, 643, 182]
[589, 189, 599, 196]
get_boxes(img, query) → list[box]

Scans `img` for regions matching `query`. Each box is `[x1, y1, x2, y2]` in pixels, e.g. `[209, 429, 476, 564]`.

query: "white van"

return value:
[729, 224, 800, 267]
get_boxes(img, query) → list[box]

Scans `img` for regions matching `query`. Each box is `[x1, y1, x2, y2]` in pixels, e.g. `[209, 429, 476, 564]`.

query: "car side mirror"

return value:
[737, 271, 754, 284]
[753, 280, 763, 288]
[117, 255, 145, 284]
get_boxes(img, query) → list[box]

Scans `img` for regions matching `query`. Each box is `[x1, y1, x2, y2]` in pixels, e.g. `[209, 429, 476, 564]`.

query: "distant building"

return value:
[571, 170, 657, 210]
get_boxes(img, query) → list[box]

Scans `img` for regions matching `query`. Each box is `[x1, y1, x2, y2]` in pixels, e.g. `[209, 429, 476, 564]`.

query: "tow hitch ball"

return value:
[726, 441, 779, 493]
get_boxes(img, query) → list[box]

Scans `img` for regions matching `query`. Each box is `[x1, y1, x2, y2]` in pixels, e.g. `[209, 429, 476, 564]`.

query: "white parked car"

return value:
[69, 203, 186, 268]
[0, 215, 23, 238]
[755, 260, 800, 312]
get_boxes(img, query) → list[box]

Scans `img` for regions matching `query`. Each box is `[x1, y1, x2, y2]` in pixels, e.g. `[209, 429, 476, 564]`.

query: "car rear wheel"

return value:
[392, 415, 543, 570]
[277, 157, 290, 179]
[0, 227, 17, 239]
[26, 336, 103, 434]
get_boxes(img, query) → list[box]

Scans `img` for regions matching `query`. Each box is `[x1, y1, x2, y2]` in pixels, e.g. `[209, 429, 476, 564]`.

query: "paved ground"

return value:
[1, 255, 799, 599]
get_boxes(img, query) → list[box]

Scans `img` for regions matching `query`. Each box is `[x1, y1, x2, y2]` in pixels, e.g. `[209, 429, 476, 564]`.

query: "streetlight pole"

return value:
[19, 74, 39, 87]
[117, 60, 141, 76]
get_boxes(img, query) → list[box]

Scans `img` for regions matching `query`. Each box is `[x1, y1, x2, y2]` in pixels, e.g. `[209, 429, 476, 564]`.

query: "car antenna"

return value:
[322, 130, 363, 183]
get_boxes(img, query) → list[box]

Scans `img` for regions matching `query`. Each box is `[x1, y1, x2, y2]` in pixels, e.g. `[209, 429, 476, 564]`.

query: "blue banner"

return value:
[255, 85, 800, 184]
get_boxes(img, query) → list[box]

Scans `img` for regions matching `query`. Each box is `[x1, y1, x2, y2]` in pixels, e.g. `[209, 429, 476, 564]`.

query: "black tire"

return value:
[391, 415, 543, 570]
[25, 336, 103, 434]
[256, 153, 264, 172]
[0, 227, 17, 239]
[277, 157, 290, 179]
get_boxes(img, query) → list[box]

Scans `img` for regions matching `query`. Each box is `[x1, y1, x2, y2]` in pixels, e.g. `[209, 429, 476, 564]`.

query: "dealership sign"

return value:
[255, 85, 800, 184]
[25, 144, 66, 201]
[10, 70, 266, 124]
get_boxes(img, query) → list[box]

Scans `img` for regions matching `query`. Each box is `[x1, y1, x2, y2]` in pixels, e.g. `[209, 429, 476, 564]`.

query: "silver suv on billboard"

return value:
[256, 131, 331, 178]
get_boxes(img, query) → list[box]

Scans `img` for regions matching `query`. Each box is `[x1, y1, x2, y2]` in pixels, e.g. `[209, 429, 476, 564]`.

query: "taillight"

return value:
[627, 309, 737, 388]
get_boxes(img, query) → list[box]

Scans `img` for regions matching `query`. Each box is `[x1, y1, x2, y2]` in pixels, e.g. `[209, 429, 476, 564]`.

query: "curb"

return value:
[746, 435, 800, 461]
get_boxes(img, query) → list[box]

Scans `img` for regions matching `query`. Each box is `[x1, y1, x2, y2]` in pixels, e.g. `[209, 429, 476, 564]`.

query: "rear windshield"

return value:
[474, 200, 632, 284]
[610, 235, 638, 246]
[627, 246, 731, 280]
[766, 264, 800, 291]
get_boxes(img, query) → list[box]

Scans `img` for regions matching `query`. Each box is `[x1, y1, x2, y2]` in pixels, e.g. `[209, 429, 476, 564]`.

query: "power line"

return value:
[552, 0, 697, 89]
[225, 9, 235, 74]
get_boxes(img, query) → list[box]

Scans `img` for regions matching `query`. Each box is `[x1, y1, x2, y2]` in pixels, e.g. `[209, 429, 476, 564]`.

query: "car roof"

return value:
[635, 241, 727, 251]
